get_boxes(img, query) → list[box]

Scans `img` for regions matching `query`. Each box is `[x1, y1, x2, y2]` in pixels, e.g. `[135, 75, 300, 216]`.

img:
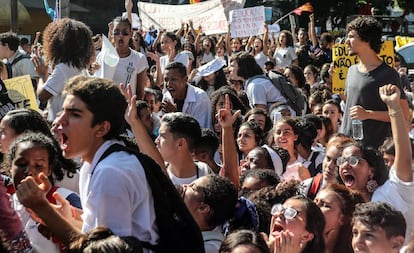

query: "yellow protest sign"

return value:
[3, 75, 39, 111]
[332, 40, 394, 94]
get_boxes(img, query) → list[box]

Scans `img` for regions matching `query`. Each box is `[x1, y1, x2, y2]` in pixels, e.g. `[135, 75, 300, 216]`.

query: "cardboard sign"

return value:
[332, 40, 394, 94]
[138, 0, 245, 35]
[229, 6, 265, 38]
[3, 75, 39, 111]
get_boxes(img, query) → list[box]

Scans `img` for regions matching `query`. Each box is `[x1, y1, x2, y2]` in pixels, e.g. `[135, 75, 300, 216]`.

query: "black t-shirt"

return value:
[340, 62, 404, 148]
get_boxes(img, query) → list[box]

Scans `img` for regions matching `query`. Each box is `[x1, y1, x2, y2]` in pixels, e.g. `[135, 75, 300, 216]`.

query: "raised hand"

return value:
[16, 173, 51, 210]
[125, 0, 132, 12]
[379, 84, 400, 106]
[273, 231, 303, 253]
[217, 94, 240, 129]
[147, 51, 160, 63]
[162, 99, 177, 113]
[120, 83, 138, 125]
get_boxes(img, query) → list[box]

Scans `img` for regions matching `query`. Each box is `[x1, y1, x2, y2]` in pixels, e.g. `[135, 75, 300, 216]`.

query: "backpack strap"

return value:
[95, 143, 160, 252]
[307, 173, 323, 200]
[307, 151, 322, 177]
[5, 62, 12, 79]
[10, 54, 31, 66]
[6, 54, 31, 79]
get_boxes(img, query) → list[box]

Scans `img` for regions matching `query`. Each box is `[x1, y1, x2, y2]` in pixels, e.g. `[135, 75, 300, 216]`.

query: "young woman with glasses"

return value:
[265, 195, 325, 253]
[338, 84, 414, 242]
[109, 16, 149, 100]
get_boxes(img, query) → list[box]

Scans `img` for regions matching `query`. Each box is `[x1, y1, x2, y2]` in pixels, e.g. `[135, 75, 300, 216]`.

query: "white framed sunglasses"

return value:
[270, 203, 299, 220]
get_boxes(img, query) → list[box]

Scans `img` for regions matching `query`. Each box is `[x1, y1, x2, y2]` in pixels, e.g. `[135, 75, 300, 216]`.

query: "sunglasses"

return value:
[270, 203, 299, 220]
[113, 31, 130, 36]
[336, 156, 364, 167]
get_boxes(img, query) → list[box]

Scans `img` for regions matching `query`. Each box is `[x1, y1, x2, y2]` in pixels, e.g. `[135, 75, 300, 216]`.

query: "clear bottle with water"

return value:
[352, 119, 364, 140]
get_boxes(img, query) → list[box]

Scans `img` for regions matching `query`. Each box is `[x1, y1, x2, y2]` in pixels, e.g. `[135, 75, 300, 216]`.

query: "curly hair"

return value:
[346, 16, 383, 54]
[42, 18, 93, 69]
[240, 168, 280, 190]
[278, 30, 294, 47]
[69, 226, 142, 253]
[2, 108, 78, 180]
[199, 175, 238, 227]
[352, 202, 406, 239]
[8, 132, 61, 185]
[238, 121, 264, 147]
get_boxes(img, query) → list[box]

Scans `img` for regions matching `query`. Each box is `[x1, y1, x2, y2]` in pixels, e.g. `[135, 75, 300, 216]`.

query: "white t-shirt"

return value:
[167, 161, 212, 186]
[245, 77, 287, 109]
[12, 187, 79, 253]
[273, 47, 297, 68]
[112, 49, 148, 95]
[199, 52, 215, 65]
[43, 63, 85, 121]
[79, 140, 158, 246]
[372, 167, 414, 244]
[160, 52, 190, 74]
[162, 84, 212, 129]
[203, 226, 224, 253]
[254, 51, 270, 69]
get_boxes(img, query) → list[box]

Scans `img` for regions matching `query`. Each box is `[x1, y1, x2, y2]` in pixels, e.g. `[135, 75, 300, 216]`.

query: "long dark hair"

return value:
[197, 68, 226, 92]
[230, 51, 263, 80]
[290, 195, 325, 253]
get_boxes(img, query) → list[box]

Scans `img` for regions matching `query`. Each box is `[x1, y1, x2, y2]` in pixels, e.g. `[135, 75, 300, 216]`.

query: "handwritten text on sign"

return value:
[332, 41, 394, 93]
[230, 6, 265, 38]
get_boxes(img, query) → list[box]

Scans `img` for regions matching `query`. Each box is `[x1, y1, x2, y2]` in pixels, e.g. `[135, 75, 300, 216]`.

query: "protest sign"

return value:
[332, 40, 394, 94]
[0, 79, 15, 118]
[3, 75, 38, 111]
[138, 0, 245, 35]
[268, 24, 280, 37]
[229, 6, 265, 38]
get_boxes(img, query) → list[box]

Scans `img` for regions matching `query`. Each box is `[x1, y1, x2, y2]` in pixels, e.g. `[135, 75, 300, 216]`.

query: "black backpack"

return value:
[249, 71, 306, 116]
[98, 144, 205, 253]
[6, 54, 31, 79]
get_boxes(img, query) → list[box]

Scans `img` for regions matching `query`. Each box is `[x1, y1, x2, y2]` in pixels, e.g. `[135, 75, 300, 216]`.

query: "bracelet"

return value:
[388, 109, 401, 117]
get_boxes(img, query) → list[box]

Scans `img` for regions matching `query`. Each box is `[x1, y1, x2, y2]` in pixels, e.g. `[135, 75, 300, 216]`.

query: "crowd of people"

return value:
[1, 1, 414, 252]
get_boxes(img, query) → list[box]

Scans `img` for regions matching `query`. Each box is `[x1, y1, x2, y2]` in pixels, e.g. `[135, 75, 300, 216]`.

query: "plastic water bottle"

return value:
[352, 119, 364, 140]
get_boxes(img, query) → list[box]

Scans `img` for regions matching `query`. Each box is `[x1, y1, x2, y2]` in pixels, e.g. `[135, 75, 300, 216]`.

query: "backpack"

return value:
[250, 71, 306, 116]
[6, 54, 31, 79]
[97, 144, 205, 253]
[307, 151, 323, 177]
[306, 173, 323, 200]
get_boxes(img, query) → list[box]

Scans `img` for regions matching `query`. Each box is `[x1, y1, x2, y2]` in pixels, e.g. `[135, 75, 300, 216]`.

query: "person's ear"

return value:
[301, 231, 314, 244]
[95, 121, 110, 138]
[176, 137, 187, 150]
[390, 236, 404, 252]
[198, 203, 210, 214]
[338, 214, 345, 226]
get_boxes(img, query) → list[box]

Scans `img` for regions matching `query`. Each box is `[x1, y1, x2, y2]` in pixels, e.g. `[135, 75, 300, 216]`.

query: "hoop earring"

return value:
[366, 176, 378, 193]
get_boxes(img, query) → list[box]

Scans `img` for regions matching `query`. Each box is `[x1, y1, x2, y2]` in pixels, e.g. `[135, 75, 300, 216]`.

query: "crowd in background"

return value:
[1, 1, 414, 253]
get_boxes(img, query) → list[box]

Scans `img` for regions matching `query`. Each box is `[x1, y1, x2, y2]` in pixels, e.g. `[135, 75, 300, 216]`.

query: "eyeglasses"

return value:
[336, 156, 364, 167]
[113, 31, 130, 36]
[270, 203, 299, 220]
